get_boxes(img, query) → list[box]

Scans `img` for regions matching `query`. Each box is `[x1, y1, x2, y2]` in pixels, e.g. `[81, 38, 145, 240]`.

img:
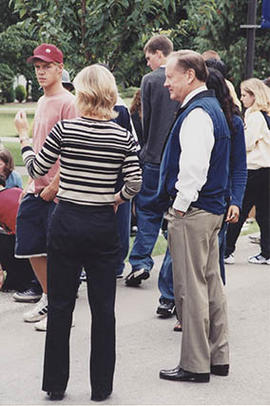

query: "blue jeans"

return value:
[129, 163, 163, 271]
[116, 200, 131, 276]
[158, 247, 174, 302]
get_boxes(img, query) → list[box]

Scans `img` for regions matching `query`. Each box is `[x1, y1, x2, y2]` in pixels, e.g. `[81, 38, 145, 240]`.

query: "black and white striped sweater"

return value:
[22, 117, 142, 206]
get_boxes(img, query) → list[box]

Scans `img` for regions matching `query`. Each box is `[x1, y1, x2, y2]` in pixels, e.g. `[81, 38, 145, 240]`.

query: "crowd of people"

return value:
[0, 34, 269, 402]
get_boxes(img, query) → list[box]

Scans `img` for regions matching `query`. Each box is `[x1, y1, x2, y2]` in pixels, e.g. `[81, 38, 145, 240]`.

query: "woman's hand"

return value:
[226, 205, 240, 223]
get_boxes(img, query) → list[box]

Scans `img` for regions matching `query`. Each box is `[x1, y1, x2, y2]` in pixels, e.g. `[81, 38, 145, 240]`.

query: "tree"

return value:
[0, 0, 19, 32]
[0, 63, 15, 103]
[9, 0, 216, 86]
[186, 0, 270, 90]
[0, 24, 39, 100]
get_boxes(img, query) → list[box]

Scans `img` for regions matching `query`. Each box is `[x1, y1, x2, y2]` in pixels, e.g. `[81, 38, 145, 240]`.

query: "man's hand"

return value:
[226, 205, 239, 223]
[113, 192, 125, 213]
[15, 110, 29, 136]
[175, 209, 185, 217]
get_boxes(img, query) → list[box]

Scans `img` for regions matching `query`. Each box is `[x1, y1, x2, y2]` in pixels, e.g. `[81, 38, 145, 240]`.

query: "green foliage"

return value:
[9, 0, 216, 86]
[0, 0, 19, 32]
[0, 63, 15, 103]
[15, 84, 26, 102]
[119, 86, 139, 98]
[188, 0, 269, 90]
[0, 24, 39, 99]
[3, 86, 15, 103]
[30, 78, 43, 102]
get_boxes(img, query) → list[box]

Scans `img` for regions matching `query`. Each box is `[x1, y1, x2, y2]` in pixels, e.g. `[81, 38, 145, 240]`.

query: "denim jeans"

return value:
[158, 247, 174, 302]
[116, 200, 131, 276]
[129, 163, 163, 271]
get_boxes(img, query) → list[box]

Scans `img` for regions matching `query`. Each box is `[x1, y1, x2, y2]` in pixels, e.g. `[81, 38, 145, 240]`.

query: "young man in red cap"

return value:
[15, 44, 77, 331]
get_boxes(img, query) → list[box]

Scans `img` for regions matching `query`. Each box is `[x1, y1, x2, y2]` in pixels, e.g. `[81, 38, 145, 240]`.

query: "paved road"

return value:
[0, 234, 269, 405]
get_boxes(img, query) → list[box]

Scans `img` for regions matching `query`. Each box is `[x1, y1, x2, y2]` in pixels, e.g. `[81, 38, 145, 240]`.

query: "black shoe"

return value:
[173, 320, 182, 332]
[156, 299, 175, 318]
[91, 390, 112, 402]
[159, 367, 210, 382]
[47, 391, 65, 401]
[116, 274, 123, 279]
[211, 364, 229, 376]
[13, 287, 42, 303]
[125, 269, 150, 286]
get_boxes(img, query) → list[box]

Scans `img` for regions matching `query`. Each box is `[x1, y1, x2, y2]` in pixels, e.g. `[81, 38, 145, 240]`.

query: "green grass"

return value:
[0, 110, 34, 137]
[129, 234, 167, 258]
[240, 220, 259, 236]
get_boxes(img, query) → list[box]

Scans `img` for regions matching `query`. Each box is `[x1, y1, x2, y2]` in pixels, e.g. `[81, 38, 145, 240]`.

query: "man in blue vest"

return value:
[158, 50, 230, 383]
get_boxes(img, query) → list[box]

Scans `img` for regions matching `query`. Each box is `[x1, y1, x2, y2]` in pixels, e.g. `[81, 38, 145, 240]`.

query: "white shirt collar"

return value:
[181, 85, 208, 107]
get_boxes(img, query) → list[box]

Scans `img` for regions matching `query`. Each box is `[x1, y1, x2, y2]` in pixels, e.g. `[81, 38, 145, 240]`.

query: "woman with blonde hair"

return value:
[225, 78, 270, 265]
[15, 64, 142, 402]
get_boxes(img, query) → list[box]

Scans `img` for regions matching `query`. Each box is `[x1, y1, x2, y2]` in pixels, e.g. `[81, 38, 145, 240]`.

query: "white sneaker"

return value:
[35, 315, 75, 332]
[248, 254, 270, 265]
[34, 316, 48, 331]
[23, 293, 48, 322]
[224, 254, 235, 264]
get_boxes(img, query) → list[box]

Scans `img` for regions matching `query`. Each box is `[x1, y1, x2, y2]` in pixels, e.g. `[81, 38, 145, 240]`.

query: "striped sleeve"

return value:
[120, 131, 142, 200]
[21, 122, 62, 179]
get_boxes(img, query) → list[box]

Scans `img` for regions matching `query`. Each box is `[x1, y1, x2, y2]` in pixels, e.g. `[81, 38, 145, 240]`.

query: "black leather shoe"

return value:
[47, 391, 65, 401]
[211, 364, 229, 376]
[156, 299, 175, 318]
[91, 390, 112, 402]
[160, 367, 210, 382]
[125, 269, 149, 286]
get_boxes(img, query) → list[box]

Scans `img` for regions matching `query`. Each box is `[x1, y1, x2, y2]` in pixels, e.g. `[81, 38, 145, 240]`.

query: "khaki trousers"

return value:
[166, 207, 229, 373]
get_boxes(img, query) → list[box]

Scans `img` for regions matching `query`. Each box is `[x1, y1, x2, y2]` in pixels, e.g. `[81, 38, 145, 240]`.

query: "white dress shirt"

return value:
[173, 86, 215, 212]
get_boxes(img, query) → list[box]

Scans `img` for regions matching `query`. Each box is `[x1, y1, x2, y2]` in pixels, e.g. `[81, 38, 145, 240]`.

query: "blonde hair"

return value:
[241, 78, 270, 114]
[73, 65, 118, 119]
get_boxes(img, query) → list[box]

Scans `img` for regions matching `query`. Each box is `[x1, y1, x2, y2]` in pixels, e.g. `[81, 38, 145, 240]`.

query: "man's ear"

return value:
[186, 68, 196, 84]
[156, 50, 164, 59]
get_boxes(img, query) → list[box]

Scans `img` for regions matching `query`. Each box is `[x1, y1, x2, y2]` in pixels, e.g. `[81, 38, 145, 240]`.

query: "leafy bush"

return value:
[2, 86, 14, 103]
[31, 79, 43, 102]
[119, 86, 139, 99]
[15, 85, 26, 103]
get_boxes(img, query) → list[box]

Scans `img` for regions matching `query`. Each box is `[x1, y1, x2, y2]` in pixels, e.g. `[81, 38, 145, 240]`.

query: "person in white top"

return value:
[225, 78, 270, 265]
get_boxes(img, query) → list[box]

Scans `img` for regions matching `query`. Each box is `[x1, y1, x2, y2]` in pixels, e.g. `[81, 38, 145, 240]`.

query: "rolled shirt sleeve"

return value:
[173, 108, 214, 212]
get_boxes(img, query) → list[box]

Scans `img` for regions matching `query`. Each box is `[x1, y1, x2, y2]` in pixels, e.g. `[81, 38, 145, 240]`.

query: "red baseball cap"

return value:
[27, 43, 63, 64]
